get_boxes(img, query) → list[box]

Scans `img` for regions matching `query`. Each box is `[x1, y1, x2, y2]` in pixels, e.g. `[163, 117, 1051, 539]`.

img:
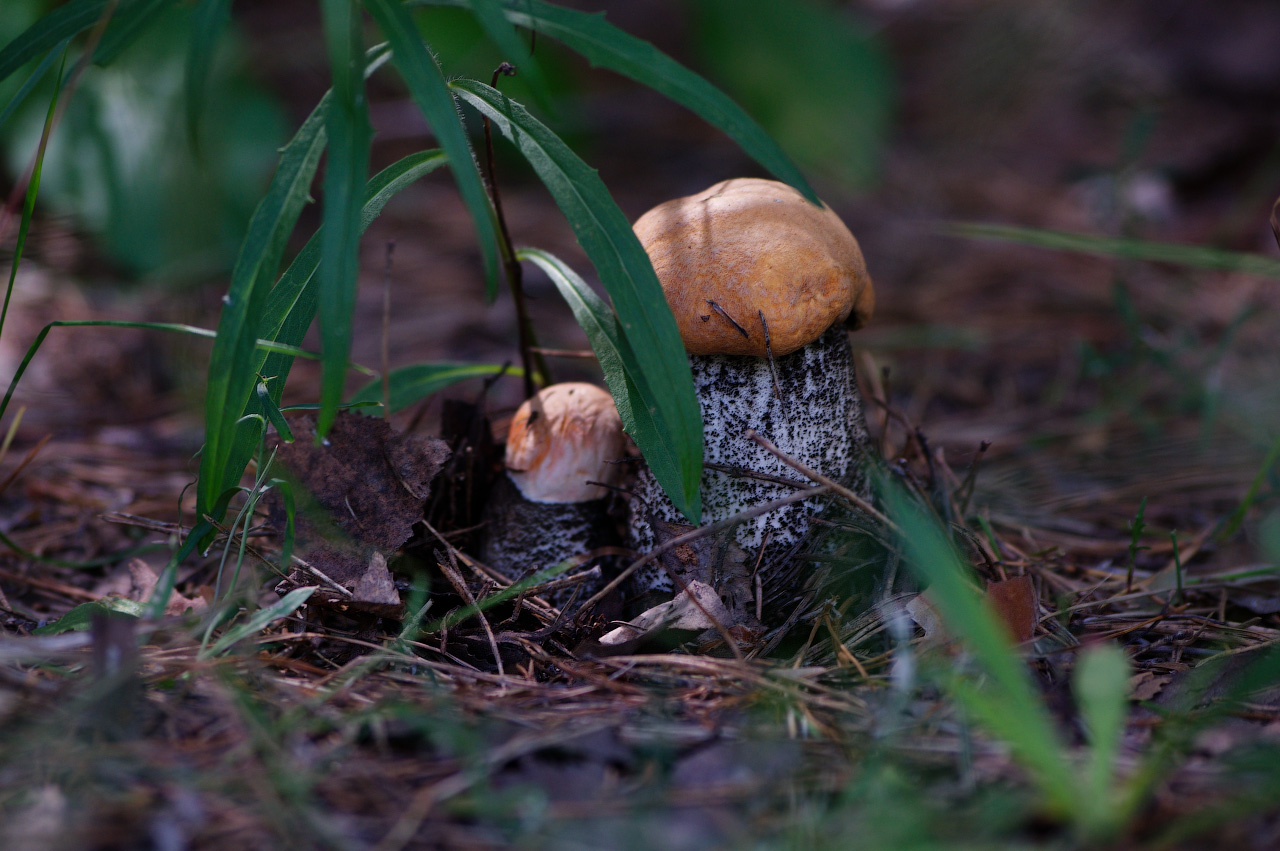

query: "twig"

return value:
[482, 62, 547, 398]
[759, 310, 783, 404]
[744, 430, 897, 532]
[437, 546, 505, 677]
[706, 299, 750, 339]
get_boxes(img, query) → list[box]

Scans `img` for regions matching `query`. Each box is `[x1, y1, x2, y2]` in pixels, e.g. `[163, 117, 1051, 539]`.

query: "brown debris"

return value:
[266, 412, 450, 613]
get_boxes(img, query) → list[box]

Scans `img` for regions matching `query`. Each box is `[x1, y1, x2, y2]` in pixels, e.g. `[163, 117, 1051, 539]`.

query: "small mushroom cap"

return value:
[633, 177, 874, 357]
[505, 383, 627, 504]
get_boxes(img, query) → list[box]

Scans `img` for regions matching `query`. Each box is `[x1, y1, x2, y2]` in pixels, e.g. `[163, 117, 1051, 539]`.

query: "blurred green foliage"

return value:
[0, 0, 287, 280]
[692, 0, 894, 189]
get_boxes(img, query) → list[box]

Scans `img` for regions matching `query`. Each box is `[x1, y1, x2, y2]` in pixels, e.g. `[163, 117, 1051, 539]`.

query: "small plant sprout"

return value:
[626, 177, 876, 594]
[480, 383, 629, 609]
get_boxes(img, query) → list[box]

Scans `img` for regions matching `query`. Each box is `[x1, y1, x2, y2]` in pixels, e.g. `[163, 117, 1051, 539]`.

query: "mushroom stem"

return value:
[478, 383, 627, 611]
[629, 326, 873, 593]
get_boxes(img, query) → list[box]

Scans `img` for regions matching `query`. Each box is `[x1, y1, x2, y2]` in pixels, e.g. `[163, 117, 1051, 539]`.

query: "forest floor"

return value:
[3, 2, 1280, 849]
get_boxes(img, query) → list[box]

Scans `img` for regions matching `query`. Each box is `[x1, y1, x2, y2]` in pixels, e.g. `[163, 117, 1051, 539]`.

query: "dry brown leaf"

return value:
[985, 575, 1037, 643]
[268, 412, 450, 614]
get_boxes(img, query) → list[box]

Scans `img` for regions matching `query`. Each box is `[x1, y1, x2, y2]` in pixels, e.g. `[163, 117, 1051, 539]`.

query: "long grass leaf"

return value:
[364, 0, 503, 299]
[202, 587, 315, 658]
[0, 320, 331, 430]
[0, 0, 108, 84]
[518, 247, 683, 509]
[197, 96, 328, 521]
[316, 0, 374, 439]
[184, 0, 233, 147]
[0, 38, 69, 130]
[349, 362, 517, 414]
[1074, 643, 1131, 837]
[466, 0, 550, 109]
[949, 222, 1280, 279]
[414, 0, 815, 202]
[882, 480, 1075, 814]
[456, 81, 702, 522]
[215, 150, 451, 505]
[92, 0, 178, 66]
[0, 49, 66, 353]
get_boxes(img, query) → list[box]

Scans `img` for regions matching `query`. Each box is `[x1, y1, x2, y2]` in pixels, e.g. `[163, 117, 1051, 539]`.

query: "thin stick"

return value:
[437, 546, 505, 677]
[744, 430, 897, 531]
[705, 299, 750, 339]
[759, 310, 783, 404]
[482, 62, 548, 398]
[380, 240, 395, 420]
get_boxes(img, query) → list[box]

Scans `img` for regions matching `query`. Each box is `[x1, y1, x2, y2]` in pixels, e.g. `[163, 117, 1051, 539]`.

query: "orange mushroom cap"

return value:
[633, 177, 874, 357]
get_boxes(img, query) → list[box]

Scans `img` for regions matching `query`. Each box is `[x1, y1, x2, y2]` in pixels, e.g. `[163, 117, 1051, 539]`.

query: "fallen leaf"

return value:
[267, 412, 451, 614]
[985, 575, 1038, 643]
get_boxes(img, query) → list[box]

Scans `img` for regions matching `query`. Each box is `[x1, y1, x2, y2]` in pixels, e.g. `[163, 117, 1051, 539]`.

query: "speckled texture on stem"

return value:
[628, 326, 871, 593]
[480, 475, 621, 609]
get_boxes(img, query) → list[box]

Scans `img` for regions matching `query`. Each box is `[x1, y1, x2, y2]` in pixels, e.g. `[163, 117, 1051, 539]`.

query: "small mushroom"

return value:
[627, 177, 876, 596]
[480, 382, 628, 609]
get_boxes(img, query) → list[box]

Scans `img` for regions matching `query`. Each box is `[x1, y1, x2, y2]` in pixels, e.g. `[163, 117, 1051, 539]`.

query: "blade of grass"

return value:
[0, 38, 69, 130]
[1073, 643, 1132, 839]
[218, 149, 449, 515]
[364, 0, 503, 300]
[184, 0, 233, 148]
[315, 0, 374, 440]
[349, 362, 518, 414]
[0, 0, 109, 84]
[197, 99, 327, 523]
[455, 81, 702, 522]
[949, 222, 1280, 279]
[202, 586, 315, 658]
[467, 0, 551, 110]
[0, 48, 67, 350]
[91, 0, 177, 66]
[882, 479, 1075, 815]
[0, 319, 328, 429]
[414, 0, 815, 202]
[1219, 429, 1280, 540]
[518, 247, 683, 517]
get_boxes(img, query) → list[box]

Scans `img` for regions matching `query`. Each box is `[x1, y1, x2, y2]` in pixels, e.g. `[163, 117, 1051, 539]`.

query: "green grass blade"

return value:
[364, 0, 503, 300]
[206, 150, 448, 532]
[1074, 643, 1132, 838]
[315, 0, 374, 440]
[349, 362, 518, 414]
[0, 0, 108, 84]
[32, 599, 148, 635]
[518, 247, 683, 512]
[197, 97, 328, 522]
[184, 0, 233, 147]
[455, 81, 702, 522]
[882, 480, 1075, 815]
[0, 48, 67, 351]
[202, 586, 315, 658]
[414, 0, 815, 202]
[92, 0, 178, 66]
[949, 222, 1280, 279]
[466, 0, 550, 109]
[0, 38, 68, 130]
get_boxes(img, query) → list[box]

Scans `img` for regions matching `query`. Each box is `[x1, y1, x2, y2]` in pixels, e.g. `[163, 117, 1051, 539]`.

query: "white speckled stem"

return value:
[628, 326, 872, 593]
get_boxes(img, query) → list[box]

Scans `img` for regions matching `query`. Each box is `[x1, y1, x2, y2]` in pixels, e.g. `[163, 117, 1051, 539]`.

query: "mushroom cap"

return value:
[633, 177, 874, 357]
[505, 383, 627, 504]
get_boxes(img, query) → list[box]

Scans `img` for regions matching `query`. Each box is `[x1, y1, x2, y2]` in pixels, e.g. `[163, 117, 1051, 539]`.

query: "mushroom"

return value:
[480, 382, 628, 609]
[627, 177, 876, 598]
